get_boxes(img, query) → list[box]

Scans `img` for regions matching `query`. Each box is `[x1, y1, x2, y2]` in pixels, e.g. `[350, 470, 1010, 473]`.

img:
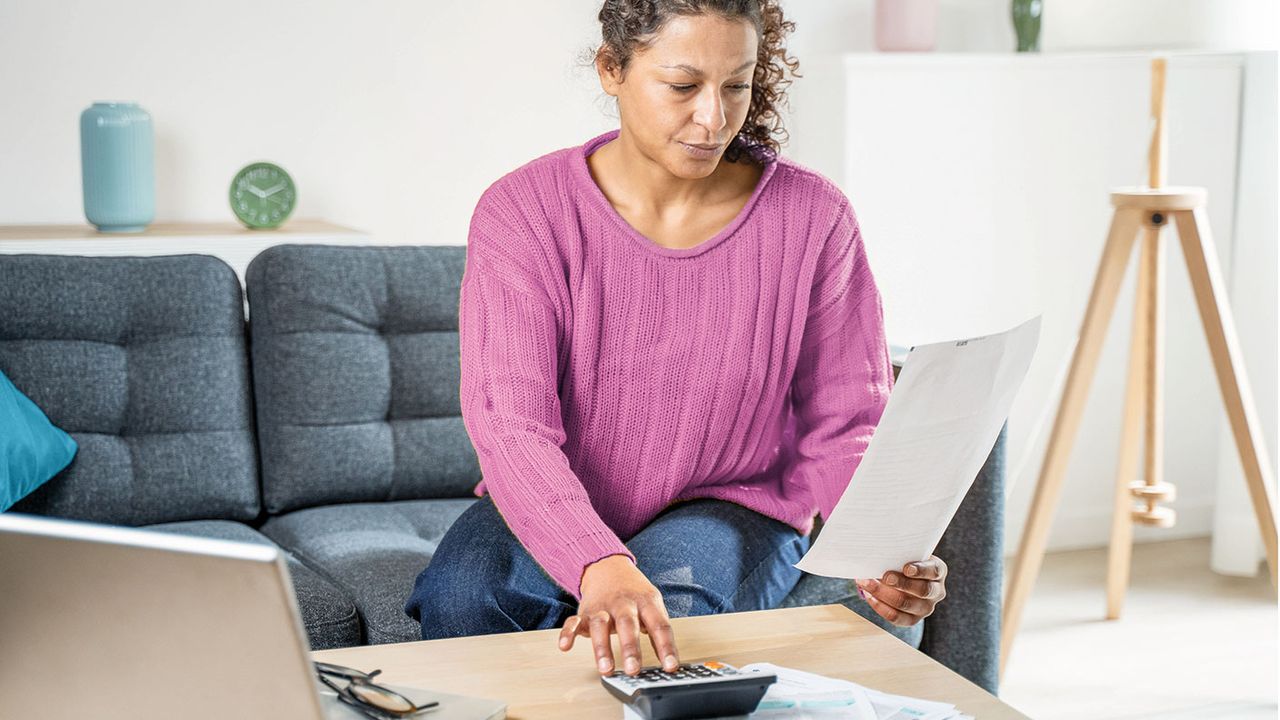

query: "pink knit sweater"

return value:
[461, 128, 893, 599]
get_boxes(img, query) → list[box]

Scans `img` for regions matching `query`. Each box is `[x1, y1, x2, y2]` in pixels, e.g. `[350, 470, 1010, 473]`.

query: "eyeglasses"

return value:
[314, 661, 440, 719]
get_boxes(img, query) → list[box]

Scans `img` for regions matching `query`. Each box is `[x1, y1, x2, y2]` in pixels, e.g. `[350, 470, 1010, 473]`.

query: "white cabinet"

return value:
[787, 52, 1271, 558]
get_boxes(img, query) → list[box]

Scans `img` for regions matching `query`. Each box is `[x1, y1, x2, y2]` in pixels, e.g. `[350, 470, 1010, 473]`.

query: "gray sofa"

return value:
[0, 245, 1005, 694]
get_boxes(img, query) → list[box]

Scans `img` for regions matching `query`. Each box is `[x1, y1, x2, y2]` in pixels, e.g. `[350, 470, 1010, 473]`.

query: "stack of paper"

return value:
[743, 663, 973, 720]
[620, 662, 973, 719]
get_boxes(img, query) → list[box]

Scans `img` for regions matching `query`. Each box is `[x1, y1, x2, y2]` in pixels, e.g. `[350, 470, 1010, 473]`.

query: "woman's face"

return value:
[598, 13, 758, 178]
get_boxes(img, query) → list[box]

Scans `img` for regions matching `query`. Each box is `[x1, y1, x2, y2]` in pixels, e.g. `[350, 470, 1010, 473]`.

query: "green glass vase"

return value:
[1011, 0, 1042, 52]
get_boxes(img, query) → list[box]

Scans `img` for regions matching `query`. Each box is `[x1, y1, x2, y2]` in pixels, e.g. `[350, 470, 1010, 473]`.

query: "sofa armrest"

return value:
[918, 423, 1005, 695]
[889, 345, 1004, 695]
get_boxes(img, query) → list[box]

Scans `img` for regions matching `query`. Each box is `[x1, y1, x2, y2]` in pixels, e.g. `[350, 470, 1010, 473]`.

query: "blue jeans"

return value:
[404, 495, 811, 640]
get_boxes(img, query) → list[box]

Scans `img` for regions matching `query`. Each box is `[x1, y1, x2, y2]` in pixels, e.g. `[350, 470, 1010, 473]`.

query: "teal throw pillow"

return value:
[1, 369, 77, 511]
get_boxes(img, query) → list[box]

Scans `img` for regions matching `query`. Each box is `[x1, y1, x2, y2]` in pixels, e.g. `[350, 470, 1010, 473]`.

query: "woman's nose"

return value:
[693, 89, 727, 133]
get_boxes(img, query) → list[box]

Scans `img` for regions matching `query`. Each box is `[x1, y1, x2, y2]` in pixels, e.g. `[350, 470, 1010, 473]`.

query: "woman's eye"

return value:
[668, 84, 752, 93]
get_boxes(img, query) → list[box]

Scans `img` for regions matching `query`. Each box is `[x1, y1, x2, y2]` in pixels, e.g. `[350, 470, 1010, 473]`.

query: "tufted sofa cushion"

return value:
[261, 498, 475, 645]
[246, 245, 480, 514]
[0, 255, 259, 525]
[148, 519, 362, 649]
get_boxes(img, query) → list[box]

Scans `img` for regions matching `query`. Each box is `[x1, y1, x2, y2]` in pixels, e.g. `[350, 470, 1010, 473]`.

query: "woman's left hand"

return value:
[855, 556, 947, 627]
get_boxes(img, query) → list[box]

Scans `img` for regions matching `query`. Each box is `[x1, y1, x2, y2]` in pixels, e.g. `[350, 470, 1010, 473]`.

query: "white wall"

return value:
[3, 0, 1272, 241]
[1212, 51, 1278, 576]
[0, 0, 613, 243]
[1043, 0, 1279, 52]
[0, 1, 1275, 558]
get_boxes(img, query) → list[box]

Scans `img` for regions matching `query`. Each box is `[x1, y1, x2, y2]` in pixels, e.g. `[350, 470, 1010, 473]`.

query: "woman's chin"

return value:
[668, 153, 721, 178]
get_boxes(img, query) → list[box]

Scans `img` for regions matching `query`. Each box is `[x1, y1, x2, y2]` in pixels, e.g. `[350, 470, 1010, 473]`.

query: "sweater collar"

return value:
[571, 128, 779, 260]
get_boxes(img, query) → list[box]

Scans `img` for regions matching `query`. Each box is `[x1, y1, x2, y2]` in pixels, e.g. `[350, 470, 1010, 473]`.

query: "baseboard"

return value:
[1003, 497, 1216, 557]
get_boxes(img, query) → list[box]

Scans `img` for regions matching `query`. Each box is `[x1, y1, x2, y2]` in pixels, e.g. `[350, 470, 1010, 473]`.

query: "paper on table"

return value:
[619, 662, 879, 720]
[742, 662, 877, 720]
[618, 662, 970, 719]
[795, 316, 1041, 580]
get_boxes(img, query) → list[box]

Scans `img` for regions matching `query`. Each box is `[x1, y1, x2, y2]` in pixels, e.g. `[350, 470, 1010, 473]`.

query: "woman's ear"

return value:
[595, 50, 624, 97]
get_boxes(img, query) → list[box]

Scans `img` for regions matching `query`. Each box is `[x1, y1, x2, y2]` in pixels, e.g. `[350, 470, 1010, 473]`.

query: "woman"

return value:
[405, 0, 949, 678]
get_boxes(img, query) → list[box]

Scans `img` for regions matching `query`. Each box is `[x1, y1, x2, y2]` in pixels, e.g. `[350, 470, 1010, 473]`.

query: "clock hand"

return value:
[246, 184, 267, 199]
[262, 182, 288, 196]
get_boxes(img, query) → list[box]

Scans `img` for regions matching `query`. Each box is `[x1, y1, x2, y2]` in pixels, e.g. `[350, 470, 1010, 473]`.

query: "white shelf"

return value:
[0, 219, 371, 286]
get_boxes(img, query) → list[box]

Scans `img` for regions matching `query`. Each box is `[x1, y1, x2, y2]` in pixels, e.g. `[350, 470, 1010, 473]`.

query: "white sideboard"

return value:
[787, 51, 1275, 566]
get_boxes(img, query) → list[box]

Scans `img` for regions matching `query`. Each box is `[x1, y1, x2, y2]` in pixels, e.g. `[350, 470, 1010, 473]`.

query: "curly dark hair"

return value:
[584, 0, 802, 164]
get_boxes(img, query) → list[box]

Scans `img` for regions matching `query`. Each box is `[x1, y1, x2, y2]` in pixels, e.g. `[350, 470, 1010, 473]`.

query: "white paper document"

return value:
[795, 316, 1041, 580]
[620, 663, 974, 719]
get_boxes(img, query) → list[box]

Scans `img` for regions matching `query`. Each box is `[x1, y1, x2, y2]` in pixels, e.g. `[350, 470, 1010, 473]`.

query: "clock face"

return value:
[230, 162, 296, 229]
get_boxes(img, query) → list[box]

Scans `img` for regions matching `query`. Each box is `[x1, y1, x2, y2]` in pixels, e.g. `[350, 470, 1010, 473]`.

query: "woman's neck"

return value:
[588, 131, 759, 216]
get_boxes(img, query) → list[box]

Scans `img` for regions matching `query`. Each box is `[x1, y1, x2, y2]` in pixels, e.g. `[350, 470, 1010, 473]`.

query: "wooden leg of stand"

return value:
[1106, 225, 1156, 619]
[1000, 207, 1144, 678]
[1172, 208, 1279, 586]
[1144, 221, 1167, 522]
[1131, 218, 1178, 529]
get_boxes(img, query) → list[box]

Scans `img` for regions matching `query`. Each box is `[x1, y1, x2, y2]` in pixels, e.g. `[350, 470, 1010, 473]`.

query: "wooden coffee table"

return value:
[312, 604, 1029, 719]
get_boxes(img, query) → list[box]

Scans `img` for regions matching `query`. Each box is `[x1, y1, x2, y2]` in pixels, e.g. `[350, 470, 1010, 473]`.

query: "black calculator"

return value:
[601, 661, 776, 720]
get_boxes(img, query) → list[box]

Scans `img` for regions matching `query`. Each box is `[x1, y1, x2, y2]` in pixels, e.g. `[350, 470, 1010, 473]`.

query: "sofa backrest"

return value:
[246, 244, 480, 514]
[0, 254, 260, 525]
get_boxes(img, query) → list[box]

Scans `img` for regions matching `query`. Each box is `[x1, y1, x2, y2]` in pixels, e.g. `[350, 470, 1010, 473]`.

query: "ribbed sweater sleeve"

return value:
[783, 197, 895, 522]
[458, 188, 636, 600]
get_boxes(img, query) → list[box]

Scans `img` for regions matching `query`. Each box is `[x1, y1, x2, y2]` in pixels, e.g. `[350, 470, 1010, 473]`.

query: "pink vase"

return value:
[875, 0, 939, 52]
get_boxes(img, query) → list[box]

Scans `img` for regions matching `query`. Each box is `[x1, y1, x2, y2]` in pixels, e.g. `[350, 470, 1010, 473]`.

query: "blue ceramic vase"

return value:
[80, 102, 155, 233]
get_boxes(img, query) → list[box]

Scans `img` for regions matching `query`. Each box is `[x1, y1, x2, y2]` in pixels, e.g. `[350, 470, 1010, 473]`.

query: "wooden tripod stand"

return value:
[999, 58, 1279, 679]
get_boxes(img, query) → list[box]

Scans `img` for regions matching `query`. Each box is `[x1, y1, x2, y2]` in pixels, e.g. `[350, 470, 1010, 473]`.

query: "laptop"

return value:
[0, 512, 506, 720]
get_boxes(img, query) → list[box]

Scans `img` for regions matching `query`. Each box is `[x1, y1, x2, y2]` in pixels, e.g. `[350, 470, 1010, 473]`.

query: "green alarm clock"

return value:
[230, 161, 296, 229]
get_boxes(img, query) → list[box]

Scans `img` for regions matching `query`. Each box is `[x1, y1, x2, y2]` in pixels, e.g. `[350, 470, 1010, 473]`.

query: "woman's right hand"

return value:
[557, 554, 680, 676]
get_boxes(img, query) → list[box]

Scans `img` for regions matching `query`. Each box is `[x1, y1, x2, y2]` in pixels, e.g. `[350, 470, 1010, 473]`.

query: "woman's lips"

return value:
[680, 142, 720, 159]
